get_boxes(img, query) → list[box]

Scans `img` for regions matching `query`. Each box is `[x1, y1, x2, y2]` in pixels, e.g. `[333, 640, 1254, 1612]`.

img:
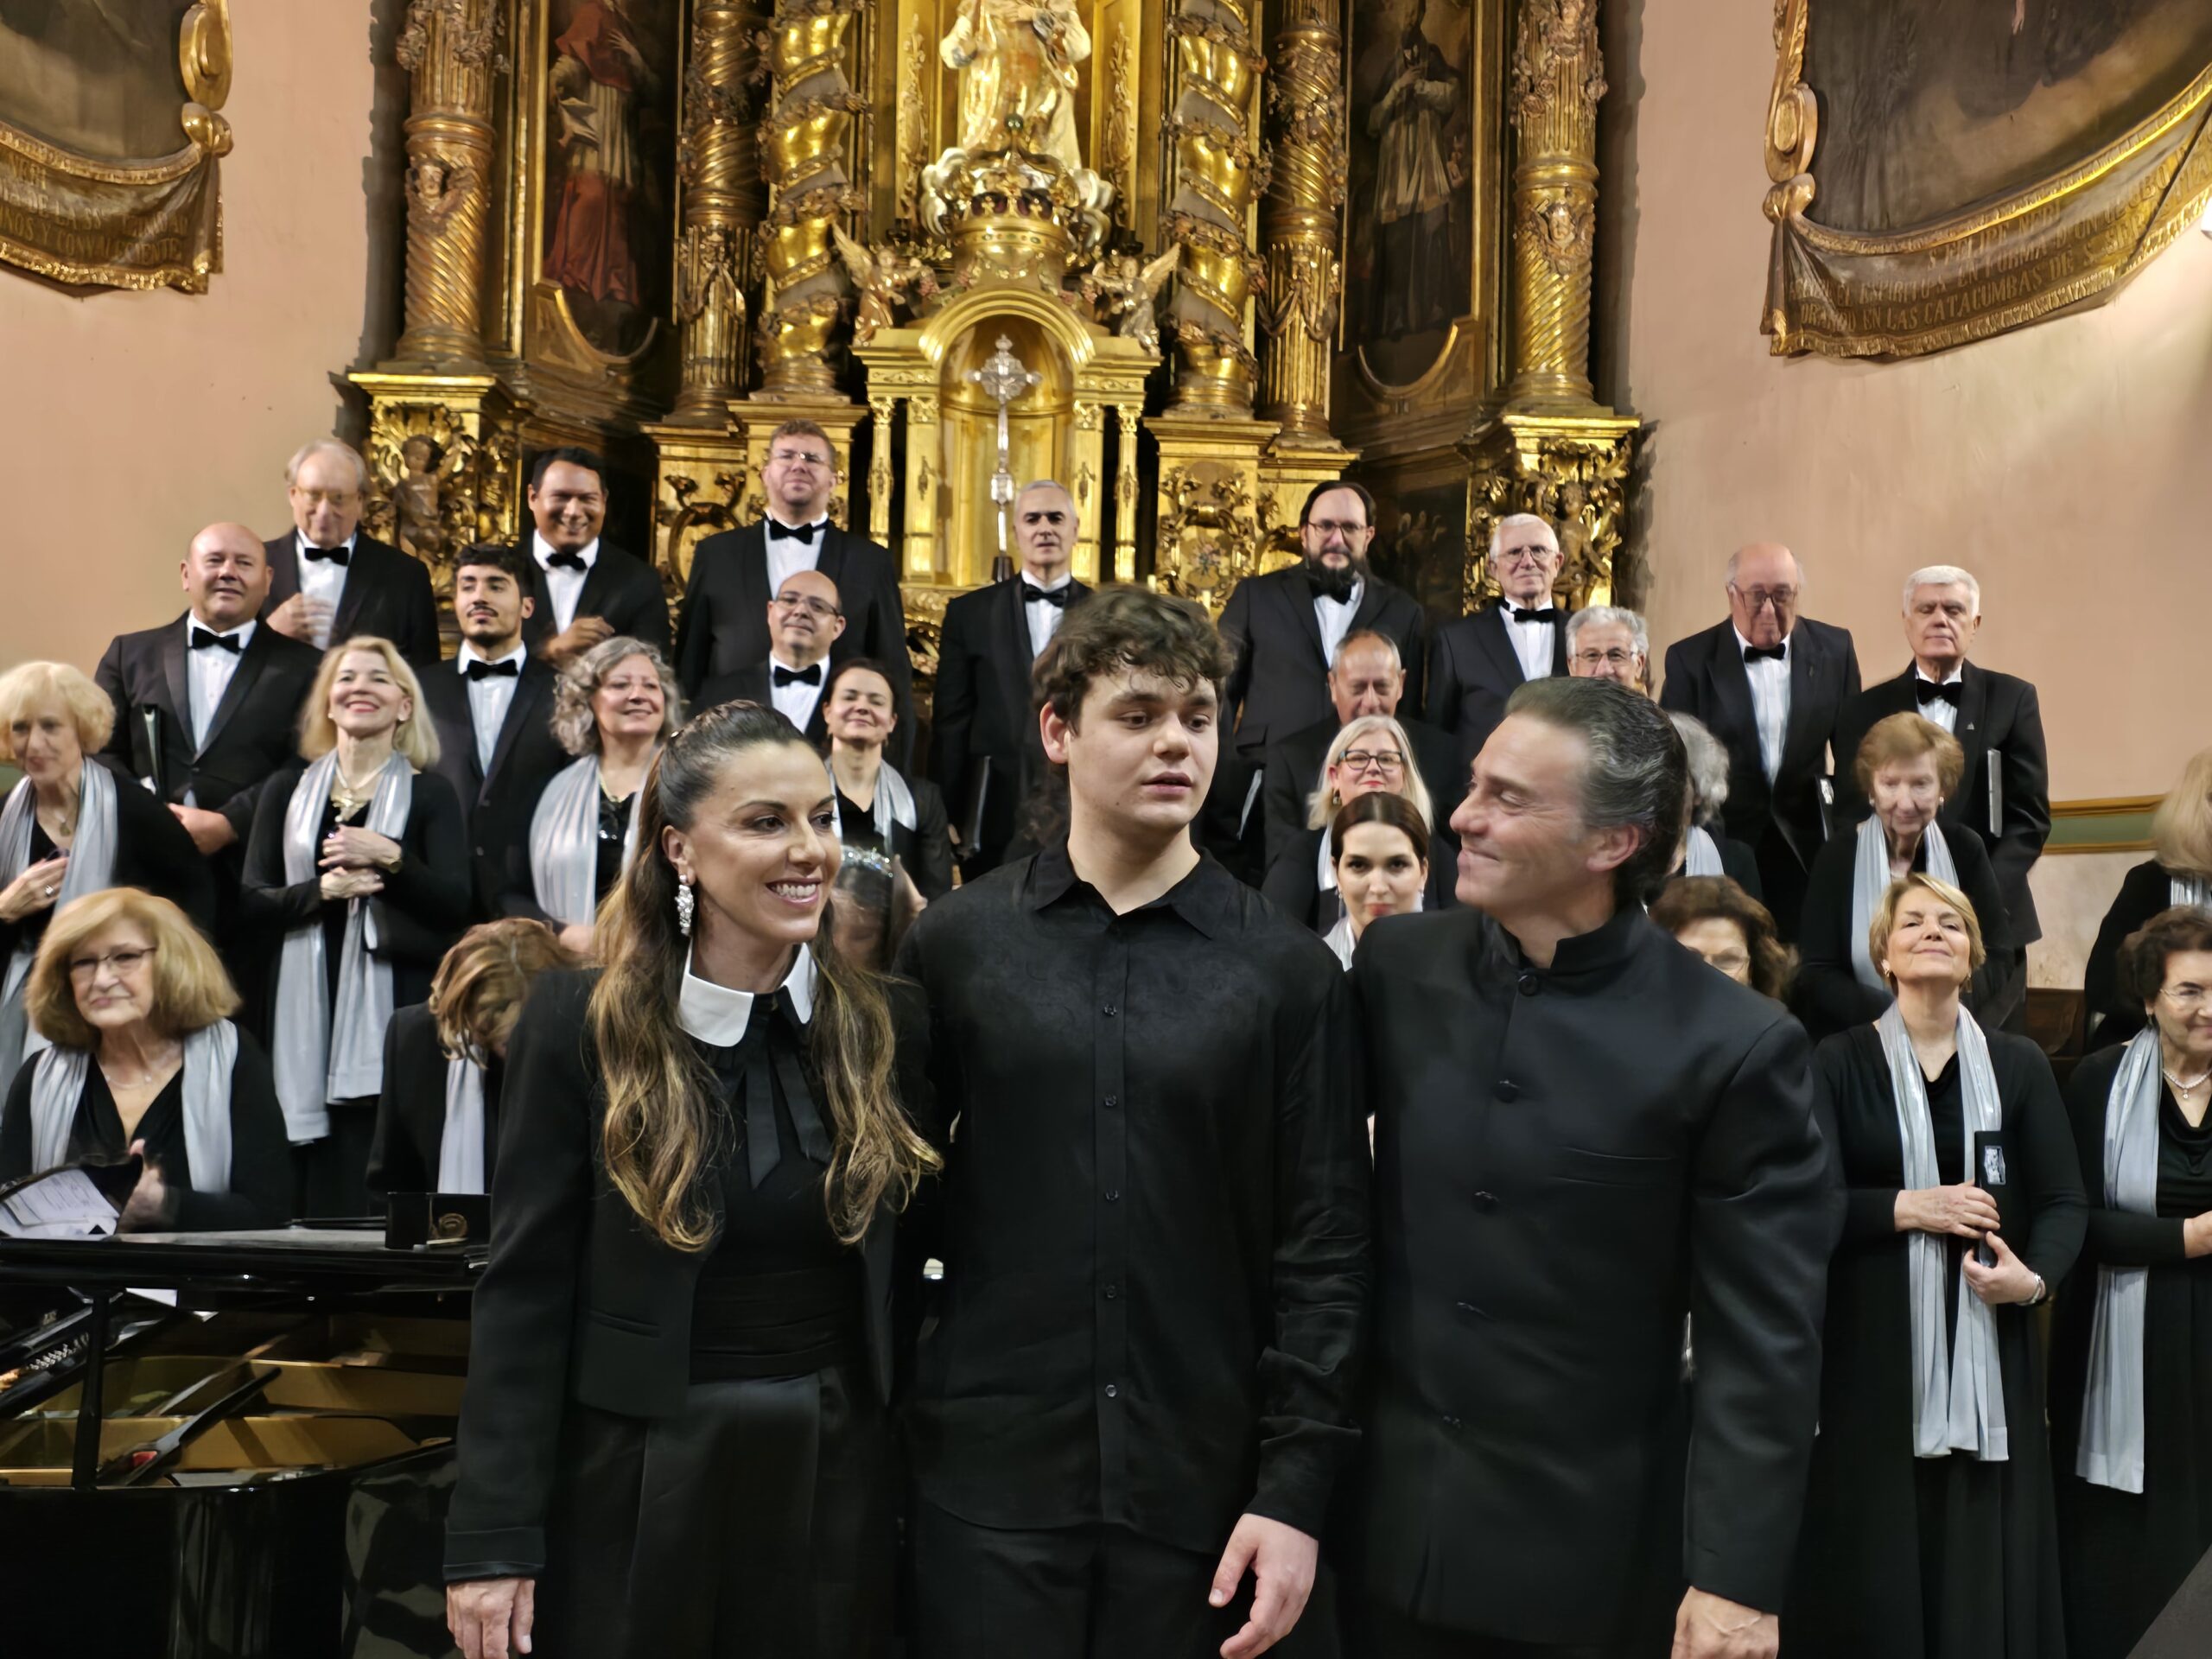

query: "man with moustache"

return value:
[929, 479, 1090, 876]
[260, 438, 440, 664]
[897, 588, 1368, 1659]
[691, 566, 846, 747]
[675, 419, 912, 752]
[1659, 543, 1859, 942]
[512, 446, 672, 663]
[1564, 607, 1649, 692]
[1348, 677, 1839, 1659]
[1424, 513, 1572, 772]
[1831, 563, 2046, 1027]
[417, 544, 571, 920]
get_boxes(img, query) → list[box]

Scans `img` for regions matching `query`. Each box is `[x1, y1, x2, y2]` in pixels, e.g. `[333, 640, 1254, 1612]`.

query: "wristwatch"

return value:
[2026, 1273, 2048, 1306]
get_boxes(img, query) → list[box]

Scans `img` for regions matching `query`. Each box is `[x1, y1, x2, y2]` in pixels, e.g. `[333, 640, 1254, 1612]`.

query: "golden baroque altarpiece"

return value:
[347, 0, 1642, 658]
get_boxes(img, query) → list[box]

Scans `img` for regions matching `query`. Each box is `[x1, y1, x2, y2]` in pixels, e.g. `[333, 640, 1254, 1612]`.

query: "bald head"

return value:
[769, 566, 846, 667]
[182, 522, 272, 630]
[1724, 542, 1802, 649]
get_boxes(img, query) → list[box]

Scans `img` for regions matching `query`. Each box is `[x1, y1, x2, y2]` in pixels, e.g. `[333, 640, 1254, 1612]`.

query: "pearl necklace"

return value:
[2164, 1066, 2211, 1096]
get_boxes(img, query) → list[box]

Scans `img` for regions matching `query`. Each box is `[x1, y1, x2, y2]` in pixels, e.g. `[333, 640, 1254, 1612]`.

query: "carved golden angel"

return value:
[832, 226, 939, 345]
[1081, 245, 1180, 353]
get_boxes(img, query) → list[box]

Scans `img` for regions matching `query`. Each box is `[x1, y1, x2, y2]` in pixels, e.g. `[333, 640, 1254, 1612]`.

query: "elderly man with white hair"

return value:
[1425, 512, 1573, 772]
[260, 438, 441, 664]
[1566, 605, 1649, 690]
[1832, 563, 2048, 1030]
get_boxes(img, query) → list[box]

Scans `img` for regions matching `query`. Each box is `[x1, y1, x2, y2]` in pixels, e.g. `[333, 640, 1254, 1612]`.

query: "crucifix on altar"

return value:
[966, 334, 1042, 582]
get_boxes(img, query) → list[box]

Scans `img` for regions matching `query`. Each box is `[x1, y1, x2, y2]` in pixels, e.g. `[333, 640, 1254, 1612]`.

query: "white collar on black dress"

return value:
[677, 942, 817, 1043]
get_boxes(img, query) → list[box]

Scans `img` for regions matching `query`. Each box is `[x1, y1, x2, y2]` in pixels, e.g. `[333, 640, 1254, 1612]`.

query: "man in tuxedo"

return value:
[1259, 629, 1460, 866]
[513, 446, 673, 664]
[691, 567, 845, 746]
[1658, 543, 1860, 942]
[1219, 480, 1426, 765]
[930, 480, 1090, 877]
[417, 544, 570, 920]
[674, 417, 912, 754]
[1424, 513, 1571, 771]
[1565, 606, 1649, 691]
[1832, 563, 2047, 1025]
[1351, 677, 1840, 1658]
[261, 438, 440, 664]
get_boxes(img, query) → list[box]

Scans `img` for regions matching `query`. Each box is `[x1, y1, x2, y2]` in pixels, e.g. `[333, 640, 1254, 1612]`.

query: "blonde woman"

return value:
[241, 636, 469, 1216]
[1261, 711, 1452, 931]
[2086, 747, 2212, 1045]
[445, 700, 937, 1659]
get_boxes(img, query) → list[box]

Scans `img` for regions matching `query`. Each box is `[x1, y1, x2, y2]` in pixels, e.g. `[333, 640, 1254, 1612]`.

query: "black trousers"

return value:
[910, 1500, 1338, 1659]
[1347, 1599, 1608, 1659]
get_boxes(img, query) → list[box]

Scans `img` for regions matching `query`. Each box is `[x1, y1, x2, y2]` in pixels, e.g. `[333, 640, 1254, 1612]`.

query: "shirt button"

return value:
[1103, 1284, 1119, 1300]
[1103, 1004, 1120, 1017]
[1441, 1414, 1463, 1429]
[1473, 1191, 1499, 1211]
[1495, 1080, 1520, 1103]
[1103, 1094, 1119, 1109]
[1516, 973, 1538, 997]
[1104, 1383, 1120, 1400]
[1104, 1188, 1121, 1202]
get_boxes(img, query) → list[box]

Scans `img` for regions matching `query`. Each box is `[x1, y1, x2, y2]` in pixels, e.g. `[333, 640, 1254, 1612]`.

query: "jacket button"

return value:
[1516, 973, 1538, 997]
[1495, 1080, 1520, 1103]
[1103, 1284, 1119, 1301]
[1472, 1191, 1499, 1211]
[1104, 1382, 1120, 1400]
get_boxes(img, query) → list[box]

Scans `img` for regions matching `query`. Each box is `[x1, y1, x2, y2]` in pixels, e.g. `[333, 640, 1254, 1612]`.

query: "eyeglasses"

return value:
[1305, 519, 1370, 537]
[1496, 546, 1557, 567]
[769, 448, 832, 469]
[772, 594, 842, 620]
[1571, 649, 1638, 669]
[1338, 749, 1406, 774]
[2160, 983, 2210, 1010]
[292, 488, 358, 508]
[1729, 584, 1799, 611]
[67, 945, 156, 979]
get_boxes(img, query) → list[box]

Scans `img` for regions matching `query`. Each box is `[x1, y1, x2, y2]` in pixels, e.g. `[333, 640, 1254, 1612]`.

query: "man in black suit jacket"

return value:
[1351, 677, 1840, 1658]
[260, 438, 441, 664]
[418, 545, 572, 920]
[1832, 563, 2049, 1019]
[674, 417, 912, 756]
[1219, 480, 1426, 763]
[1259, 628, 1461, 867]
[692, 565, 844, 747]
[928, 480, 1090, 877]
[1659, 543, 1860, 940]
[1424, 512, 1573, 771]
[512, 446, 673, 664]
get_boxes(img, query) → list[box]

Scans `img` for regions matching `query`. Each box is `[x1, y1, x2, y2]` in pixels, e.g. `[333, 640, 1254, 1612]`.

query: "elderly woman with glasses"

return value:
[2085, 748, 2212, 1046]
[1261, 713, 1454, 932]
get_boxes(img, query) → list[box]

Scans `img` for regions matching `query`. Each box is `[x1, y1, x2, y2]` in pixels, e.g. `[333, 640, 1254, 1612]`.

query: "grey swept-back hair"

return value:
[1903, 563, 1980, 613]
[551, 636, 684, 757]
[1015, 478, 1077, 518]
[1505, 676, 1690, 906]
[1566, 606, 1649, 661]
[1488, 512, 1558, 557]
[1667, 710, 1731, 826]
[284, 439, 370, 493]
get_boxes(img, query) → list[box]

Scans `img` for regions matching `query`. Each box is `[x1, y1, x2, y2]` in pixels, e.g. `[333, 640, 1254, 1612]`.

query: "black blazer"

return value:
[443, 968, 923, 1579]
[1260, 826, 1458, 933]
[0, 1027, 290, 1230]
[366, 1002, 502, 1198]
[514, 541, 672, 662]
[261, 532, 442, 666]
[418, 656, 571, 923]
[1657, 617, 1860, 877]
[928, 577, 1091, 873]
[93, 615, 324, 844]
[1422, 603, 1570, 772]
[1664, 831, 1765, 904]
[1351, 906, 1840, 1644]
[1794, 821, 2013, 1042]
[1219, 566, 1427, 759]
[0, 775, 218, 966]
[694, 661, 831, 747]
[675, 523, 912, 735]
[238, 761, 472, 1017]
[1259, 715, 1463, 868]
[1833, 663, 2050, 943]
[2084, 858, 2190, 1046]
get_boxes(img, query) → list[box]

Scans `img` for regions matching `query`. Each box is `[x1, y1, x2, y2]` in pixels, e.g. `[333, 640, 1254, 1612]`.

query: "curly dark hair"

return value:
[2115, 905, 2212, 1007]
[1032, 586, 1233, 730]
[1649, 875, 1798, 1002]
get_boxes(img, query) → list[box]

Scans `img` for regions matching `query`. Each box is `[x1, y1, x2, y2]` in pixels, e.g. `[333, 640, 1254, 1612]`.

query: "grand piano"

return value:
[0, 1227, 480, 1659]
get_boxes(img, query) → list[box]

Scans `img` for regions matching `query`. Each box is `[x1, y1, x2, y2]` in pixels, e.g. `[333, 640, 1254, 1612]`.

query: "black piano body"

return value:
[0, 1227, 480, 1659]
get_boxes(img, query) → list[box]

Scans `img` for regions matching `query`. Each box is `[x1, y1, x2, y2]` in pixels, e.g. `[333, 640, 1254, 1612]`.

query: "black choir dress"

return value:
[0, 781, 219, 965]
[1790, 1023, 2086, 1659]
[2050, 1044, 2212, 1659]
[2082, 859, 2197, 1047]
[0, 1028, 291, 1229]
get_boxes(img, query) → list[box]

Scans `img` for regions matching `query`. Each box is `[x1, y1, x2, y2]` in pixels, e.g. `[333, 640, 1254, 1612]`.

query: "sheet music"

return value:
[0, 1167, 120, 1239]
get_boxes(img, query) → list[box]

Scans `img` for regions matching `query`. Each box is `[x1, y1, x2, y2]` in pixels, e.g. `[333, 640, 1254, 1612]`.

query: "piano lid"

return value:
[0, 1226, 484, 1298]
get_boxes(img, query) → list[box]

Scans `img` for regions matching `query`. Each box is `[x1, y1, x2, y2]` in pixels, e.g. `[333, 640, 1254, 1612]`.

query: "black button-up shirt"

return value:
[895, 842, 1370, 1553]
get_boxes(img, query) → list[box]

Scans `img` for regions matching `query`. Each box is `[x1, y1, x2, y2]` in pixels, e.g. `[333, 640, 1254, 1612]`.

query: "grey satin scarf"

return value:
[1681, 825, 1724, 879]
[436, 1048, 488, 1195]
[29, 1020, 238, 1194]
[861, 761, 917, 845]
[1852, 815, 1959, 992]
[272, 752, 411, 1143]
[2075, 1027, 2164, 1492]
[1879, 1001, 2009, 1461]
[531, 754, 641, 927]
[0, 760, 118, 1084]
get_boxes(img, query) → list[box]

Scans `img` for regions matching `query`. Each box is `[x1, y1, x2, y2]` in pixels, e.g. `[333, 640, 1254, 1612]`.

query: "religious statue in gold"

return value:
[941, 0, 1090, 172]
[1081, 246, 1181, 354]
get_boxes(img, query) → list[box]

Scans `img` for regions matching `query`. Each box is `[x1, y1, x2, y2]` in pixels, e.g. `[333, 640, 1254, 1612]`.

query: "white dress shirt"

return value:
[1022, 569, 1075, 659]
[768, 653, 827, 734]
[765, 513, 831, 596]
[186, 613, 257, 751]
[295, 531, 357, 648]
[678, 942, 818, 1042]
[1315, 579, 1363, 670]
[532, 531, 600, 633]
[1503, 602, 1560, 683]
[1733, 626, 1792, 782]
[1914, 664, 1966, 734]
[457, 642, 526, 775]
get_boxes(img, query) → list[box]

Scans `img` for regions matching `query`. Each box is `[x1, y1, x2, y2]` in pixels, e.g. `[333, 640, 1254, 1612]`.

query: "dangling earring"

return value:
[675, 878, 695, 937]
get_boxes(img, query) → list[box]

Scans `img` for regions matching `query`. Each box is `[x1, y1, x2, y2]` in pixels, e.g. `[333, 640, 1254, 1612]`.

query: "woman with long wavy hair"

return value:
[443, 700, 938, 1659]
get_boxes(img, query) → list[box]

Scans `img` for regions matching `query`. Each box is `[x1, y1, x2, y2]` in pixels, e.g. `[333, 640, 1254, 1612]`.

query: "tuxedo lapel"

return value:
[328, 543, 372, 641]
[1954, 663, 1992, 810]
[482, 667, 552, 796]
[198, 627, 273, 756]
[1288, 576, 1329, 671]
[1471, 607, 1525, 690]
[1549, 613, 1572, 677]
[816, 527, 851, 597]
[575, 555, 616, 626]
[1707, 632, 1760, 766]
[158, 620, 193, 743]
[1776, 631, 1823, 779]
[265, 538, 302, 608]
[995, 581, 1033, 733]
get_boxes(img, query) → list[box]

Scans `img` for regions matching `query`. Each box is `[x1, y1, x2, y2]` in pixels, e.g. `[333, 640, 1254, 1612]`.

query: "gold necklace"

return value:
[329, 760, 385, 818]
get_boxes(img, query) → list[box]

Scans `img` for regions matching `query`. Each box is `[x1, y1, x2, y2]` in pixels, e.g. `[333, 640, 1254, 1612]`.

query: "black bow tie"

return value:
[772, 663, 823, 688]
[466, 658, 519, 682]
[190, 627, 243, 653]
[768, 519, 820, 544]
[1509, 607, 1560, 626]
[1318, 587, 1357, 607]
[543, 548, 587, 572]
[1742, 643, 1786, 663]
[302, 543, 351, 566]
[1021, 582, 1070, 608]
[1916, 678, 1962, 708]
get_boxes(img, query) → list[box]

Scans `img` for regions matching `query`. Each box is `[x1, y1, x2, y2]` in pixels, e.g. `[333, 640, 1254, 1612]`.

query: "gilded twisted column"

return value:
[1505, 0, 1604, 404]
[758, 0, 865, 397]
[392, 0, 503, 366]
[1165, 0, 1264, 414]
[1255, 0, 1345, 442]
[670, 2, 764, 423]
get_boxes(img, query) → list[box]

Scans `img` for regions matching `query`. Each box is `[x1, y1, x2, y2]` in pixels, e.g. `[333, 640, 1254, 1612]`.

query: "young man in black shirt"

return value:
[896, 588, 1369, 1658]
